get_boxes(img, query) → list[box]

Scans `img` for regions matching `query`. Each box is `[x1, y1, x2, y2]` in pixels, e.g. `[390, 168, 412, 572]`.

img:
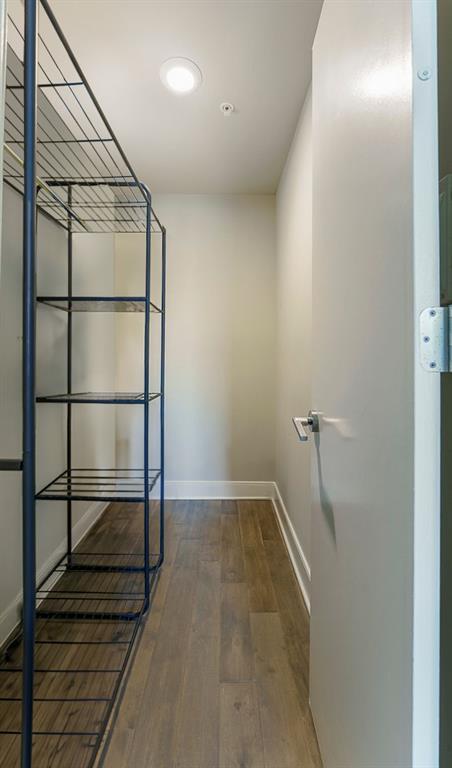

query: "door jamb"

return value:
[412, 2, 440, 765]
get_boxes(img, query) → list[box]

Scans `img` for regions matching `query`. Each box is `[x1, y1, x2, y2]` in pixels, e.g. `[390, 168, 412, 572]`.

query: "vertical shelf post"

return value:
[67, 184, 73, 565]
[22, 0, 37, 765]
[160, 227, 166, 562]
[143, 191, 152, 606]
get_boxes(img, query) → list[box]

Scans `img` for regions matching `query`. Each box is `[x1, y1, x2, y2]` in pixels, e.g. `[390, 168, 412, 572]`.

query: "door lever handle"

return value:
[292, 411, 319, 442]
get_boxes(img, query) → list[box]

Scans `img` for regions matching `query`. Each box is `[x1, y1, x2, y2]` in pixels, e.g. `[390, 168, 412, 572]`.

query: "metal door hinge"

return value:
[420, 307, 452, 371]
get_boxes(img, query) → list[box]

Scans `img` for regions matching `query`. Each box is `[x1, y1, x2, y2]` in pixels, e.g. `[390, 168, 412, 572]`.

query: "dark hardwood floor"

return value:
[103, 499, 322, 768]
[0, 499, 321, 767]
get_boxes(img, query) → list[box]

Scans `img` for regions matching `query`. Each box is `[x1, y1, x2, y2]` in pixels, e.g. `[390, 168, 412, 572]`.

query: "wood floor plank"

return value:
[297, 706, 323, 768]
[170, 500, 221, 548]
[168, 498, 191, 527]
[104, 516, 184, 767]
[239, 502, 277, 612]
[219, 683, 265, 768]
[173, 560, 221, 768]
[255, 500, 280, 542]
[220, 583, 253, 682]
[221, 500, 238, 514]
[200, 499, 222, 561]
[185, 499, 208, 539]
[250, 612, 318, 768]
[0, 735, 19, 768]
[264, 537, 310, 705]
[238, 500, 263, 548]
[126, 538, 200, 768]
[104, 621, 157, 766]
[221, 514, 245, 583]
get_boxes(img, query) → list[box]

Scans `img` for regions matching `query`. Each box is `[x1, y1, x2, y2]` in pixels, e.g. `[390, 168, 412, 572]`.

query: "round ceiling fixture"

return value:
[160, 57, 202, 95]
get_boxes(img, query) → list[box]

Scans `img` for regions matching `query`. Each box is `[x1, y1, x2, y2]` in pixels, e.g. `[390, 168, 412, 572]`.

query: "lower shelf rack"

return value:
[0, 499, 161, 767]
[57, 551, 161, 573]
[0, 607, 148, 768]
[36, 563, 148, 621]
[37, 391, 161, 404]
[36, 468, 161, 502]
[37, 296, 162, 313]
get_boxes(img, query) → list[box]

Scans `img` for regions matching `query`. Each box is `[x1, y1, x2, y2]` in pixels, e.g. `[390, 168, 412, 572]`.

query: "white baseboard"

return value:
[272, 482, 311, 614]
[160, 479, 277, 500]
[0, 500, 108, 646]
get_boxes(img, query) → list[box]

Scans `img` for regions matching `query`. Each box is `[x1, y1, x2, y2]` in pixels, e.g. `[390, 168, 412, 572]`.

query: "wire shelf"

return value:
[0, 608, 145, 766]
[36, 468, 161, 502]
[37, 296, 162, 312]
[3, 10, 163, 234]
[55, 552, 161, 573]
[0, 497, 164, 767]
[37, 391, 161, 404]
[16, 563, 146, 631]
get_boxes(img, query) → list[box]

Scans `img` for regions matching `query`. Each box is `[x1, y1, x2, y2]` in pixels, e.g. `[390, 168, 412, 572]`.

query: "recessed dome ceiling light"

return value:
[160, 57, 202, 95]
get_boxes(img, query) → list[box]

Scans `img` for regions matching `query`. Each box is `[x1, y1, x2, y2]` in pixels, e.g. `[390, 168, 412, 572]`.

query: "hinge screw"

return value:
[418, 68, 431, 81]
[430, 362, 437, 369]
[423, 336, 430, 343]
[429, 309, 436, 317]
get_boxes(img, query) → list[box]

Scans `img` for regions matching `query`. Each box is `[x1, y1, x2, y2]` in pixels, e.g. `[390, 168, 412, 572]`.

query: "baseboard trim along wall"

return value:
[0, 500, 108, 646]
[271, 483, 311, 613]
[160, 480, 276, 500]
[160, 479, 312, 613]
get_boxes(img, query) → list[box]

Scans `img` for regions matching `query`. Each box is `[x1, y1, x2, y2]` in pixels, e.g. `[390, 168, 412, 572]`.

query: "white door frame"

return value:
[412, 1, 441, 765]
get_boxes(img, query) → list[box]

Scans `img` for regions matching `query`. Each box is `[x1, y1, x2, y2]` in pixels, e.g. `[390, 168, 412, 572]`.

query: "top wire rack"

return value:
[3, 5, 163, 234]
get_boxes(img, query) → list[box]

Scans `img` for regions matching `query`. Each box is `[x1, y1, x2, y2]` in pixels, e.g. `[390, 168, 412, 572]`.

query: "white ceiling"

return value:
[51, 0, 322, 194]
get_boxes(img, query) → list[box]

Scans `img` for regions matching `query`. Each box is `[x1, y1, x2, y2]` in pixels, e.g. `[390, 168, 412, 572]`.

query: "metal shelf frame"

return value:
[36, 296, 162, 312]
[0, 1, 166, 765]
[37, 391, 162, 404]
[36, 468, 162, 502]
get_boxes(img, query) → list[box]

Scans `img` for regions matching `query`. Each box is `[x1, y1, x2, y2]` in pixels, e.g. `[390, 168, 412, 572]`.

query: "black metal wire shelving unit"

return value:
[0, 0, 166, 765]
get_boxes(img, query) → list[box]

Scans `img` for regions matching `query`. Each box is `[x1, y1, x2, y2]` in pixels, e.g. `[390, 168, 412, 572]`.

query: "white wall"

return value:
[115, 194, 277, 491]
[0, 188, 277, 643]
[70, 233, 116, 481]
[0, 184, 115, 644]
[275, 89, 313, 602]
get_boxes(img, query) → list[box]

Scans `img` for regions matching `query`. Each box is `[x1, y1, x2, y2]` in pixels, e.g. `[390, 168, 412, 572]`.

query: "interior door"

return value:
[309, 2, 440, 767]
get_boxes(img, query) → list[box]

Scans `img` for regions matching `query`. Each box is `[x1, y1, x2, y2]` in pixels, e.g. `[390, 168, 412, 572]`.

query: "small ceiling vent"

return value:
[220, 102, 235, 116]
